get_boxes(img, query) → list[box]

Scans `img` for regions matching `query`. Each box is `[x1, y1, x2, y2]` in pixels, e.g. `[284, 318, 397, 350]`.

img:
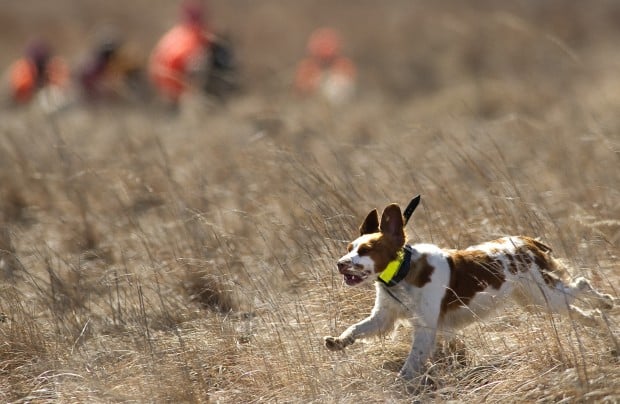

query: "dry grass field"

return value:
[1, 1, 619, 402]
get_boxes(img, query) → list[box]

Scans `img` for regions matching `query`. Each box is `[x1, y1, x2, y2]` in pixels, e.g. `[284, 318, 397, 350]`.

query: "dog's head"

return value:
[336, 203, 408, 287]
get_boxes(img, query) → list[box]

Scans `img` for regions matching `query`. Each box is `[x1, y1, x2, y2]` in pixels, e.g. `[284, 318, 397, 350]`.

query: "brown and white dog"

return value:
[324, 202, 614, 380]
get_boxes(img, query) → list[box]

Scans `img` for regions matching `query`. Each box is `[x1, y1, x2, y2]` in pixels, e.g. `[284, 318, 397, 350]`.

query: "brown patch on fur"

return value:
[359, 209, 380, 235]
[490, 236, 565, 287]
[441, 250, 506, 316]
[518, 236, 568, 286]
[488, 237, 510, 244]
[524, 237, 553, 253]
[405, 254, 435, 287]
[358, 233, 402, 274]
[505, 253, 523, 274]
[355, 204, 408, 274]
[379, 204, 406, 247]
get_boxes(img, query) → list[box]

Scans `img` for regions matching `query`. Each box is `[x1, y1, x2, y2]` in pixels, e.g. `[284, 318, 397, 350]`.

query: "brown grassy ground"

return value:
[0, 1, 619, 402]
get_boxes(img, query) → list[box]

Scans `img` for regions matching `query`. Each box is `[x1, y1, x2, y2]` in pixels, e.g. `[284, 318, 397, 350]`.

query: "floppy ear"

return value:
[379, 204, 405, 245]
[359, 209, 380, 235]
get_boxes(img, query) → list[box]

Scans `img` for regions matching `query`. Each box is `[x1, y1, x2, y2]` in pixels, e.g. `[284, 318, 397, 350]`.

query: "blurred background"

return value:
[2, 0, 620, 108]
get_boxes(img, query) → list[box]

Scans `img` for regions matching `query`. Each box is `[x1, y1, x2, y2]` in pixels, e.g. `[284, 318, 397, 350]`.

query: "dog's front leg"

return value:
[324, 292, 399, 351]
[324, 309, 397, 351]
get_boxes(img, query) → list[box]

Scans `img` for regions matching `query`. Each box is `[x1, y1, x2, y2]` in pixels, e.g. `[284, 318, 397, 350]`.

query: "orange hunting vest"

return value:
[149, 24, 209, 101]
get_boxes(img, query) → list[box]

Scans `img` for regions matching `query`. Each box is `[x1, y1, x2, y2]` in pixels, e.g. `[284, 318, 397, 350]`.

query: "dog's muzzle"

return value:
[336, 261, 367, 286]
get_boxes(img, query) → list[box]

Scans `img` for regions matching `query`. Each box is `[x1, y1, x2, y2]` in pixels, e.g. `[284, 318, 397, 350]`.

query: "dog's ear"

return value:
[379, 204, 405, 245]
[359, 209, 380, 235]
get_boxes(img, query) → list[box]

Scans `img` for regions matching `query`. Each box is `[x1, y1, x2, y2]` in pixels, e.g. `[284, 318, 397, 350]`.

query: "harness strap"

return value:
[380, 282, 408, 308]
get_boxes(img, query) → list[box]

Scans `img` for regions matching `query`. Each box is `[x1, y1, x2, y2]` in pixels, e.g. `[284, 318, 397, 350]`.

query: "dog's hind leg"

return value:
[514, 272, 613, 327]
[571, 277, 614, 310]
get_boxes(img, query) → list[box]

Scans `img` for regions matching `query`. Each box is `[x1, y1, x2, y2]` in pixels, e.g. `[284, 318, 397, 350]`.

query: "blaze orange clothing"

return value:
[294, 56, 356, 95]
[149, 23, 209, 102]
[8, 57, 68, 103]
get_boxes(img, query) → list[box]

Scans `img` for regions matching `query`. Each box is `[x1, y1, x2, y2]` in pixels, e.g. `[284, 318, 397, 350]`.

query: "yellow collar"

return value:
[378, 248, 407, 286]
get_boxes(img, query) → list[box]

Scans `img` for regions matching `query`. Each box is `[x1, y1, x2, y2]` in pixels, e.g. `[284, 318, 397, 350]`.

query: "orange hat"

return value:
[307, 27, 342, 62]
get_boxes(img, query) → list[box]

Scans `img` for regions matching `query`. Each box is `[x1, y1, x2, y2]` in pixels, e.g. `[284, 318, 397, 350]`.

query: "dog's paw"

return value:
[397, 368, 415, 381]
[323, 336, 348, 351]
[600, 294, 615, 311]
[396, 372, 436, 394]
[398, 359, 425, 381]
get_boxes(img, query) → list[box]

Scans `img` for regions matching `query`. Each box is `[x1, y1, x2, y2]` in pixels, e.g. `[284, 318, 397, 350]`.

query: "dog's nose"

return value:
[337, 261, 348, 273]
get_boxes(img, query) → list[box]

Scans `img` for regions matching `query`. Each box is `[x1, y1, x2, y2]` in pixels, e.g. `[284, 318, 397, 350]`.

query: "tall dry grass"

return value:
[1, 1, 619, 402]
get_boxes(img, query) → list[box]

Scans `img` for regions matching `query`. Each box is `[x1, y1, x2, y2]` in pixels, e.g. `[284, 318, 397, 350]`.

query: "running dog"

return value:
[324, 200, 614, 380]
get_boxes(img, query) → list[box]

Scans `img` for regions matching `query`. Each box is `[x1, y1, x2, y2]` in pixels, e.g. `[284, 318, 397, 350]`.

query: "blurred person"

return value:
[5, 40, 69, 105]
[77, 30, 147, 103]
[294, 27, 357, 105]
[148, 0, 213, 105]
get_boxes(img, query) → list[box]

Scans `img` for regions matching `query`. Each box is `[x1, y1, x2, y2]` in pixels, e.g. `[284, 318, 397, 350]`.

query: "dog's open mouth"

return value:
[342, 272, 366, 286]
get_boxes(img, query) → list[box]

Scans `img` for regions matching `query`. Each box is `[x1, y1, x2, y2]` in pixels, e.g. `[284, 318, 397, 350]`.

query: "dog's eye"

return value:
[357, 244, 370, 255]
[347, 243, 353, 252]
